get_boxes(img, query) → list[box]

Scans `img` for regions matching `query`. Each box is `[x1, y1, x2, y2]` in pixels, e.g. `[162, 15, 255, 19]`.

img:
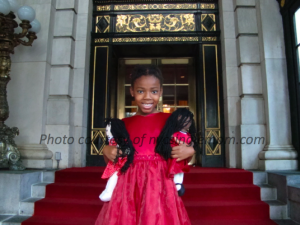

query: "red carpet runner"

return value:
[22, 167, 277, 225]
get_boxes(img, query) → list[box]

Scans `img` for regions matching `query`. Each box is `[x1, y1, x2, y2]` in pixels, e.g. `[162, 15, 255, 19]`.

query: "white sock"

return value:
[99, 172, 118, 202]
[174, 173, 184, 191]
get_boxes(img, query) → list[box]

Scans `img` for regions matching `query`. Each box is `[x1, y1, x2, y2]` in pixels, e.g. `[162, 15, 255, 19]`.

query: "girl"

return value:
[95, 65, 195, 225]
[99, 118, 135, 202]
[156, 108, 198, 197]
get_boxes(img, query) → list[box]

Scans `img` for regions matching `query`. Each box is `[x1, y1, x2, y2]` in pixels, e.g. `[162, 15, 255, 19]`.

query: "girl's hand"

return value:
[102, 145, 118, 163]
[171, 137, 195, 162]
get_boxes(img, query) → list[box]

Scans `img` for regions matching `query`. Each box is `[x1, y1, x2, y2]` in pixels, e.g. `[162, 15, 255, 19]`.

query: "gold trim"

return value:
[201, 14, 216, 32]
[91, 46, 109, 155]
[203, 45, 221, 156]
[95, 16, 110, 33]
[97, 5, 111, 11]
[116, 14, 195, 32]
[205, 130, 221, 155]
[114, 4, 197, 10]
[91, 128, 106, 155]
[95, 38, 110, 43]
[202, 37, 217, 41]
[280, 0, 285, 7]
[112, 37, 198, 43]
[200, 4, 216, 9]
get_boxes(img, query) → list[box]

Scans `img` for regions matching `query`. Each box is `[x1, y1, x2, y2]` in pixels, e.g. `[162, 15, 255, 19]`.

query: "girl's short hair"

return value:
[130, 65, 163, 87]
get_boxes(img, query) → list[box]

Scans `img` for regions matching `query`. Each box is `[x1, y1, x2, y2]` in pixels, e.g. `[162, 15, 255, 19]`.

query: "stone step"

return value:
[251, 171, 268, 185]
[1, 215, 31, 225]
[258, 184, 277, 201]
[19, 197, 43, 216]
[31, 183, 51, 198]
[266, 200, 288, 220]
[274, 219, 300, 225]
[42, 171, 56, 183]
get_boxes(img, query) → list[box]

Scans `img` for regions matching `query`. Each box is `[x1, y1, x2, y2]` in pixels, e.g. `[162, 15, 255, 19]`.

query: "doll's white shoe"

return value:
[174, 173, 185, 196]
[99, 171, 118, 202]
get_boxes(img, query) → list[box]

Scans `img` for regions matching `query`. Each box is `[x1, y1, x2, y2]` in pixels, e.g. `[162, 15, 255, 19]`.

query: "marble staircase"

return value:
[1, 169, 300, 225]
[251, 171, 300, 225]
[0, 170, 55, 225]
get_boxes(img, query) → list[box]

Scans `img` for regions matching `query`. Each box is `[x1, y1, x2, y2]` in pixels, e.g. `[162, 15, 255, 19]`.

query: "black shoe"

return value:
[175, 183, 185, 196]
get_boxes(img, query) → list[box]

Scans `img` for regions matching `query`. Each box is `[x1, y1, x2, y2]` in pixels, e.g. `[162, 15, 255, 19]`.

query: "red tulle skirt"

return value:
[95, 155, 191, 225]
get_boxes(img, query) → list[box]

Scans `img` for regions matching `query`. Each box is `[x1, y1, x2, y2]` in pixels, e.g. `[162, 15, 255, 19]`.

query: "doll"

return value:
[155, 108, 198, 196]
[99, 118, 135, 202]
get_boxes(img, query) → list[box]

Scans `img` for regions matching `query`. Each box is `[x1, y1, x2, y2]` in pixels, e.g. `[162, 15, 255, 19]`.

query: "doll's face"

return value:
[106, 123, 113, 139]
[180, 117, 192, 133]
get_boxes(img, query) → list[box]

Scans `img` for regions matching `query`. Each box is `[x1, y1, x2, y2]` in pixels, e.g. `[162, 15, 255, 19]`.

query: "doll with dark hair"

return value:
[99, 118, 135, 202]
[156, 108, 198, 196]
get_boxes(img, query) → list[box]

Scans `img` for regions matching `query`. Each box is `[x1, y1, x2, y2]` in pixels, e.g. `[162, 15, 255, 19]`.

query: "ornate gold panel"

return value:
[202, 37, 217, 41]
[201, 14, 216, 31]
[116, 14, 195, 32]
[95, 38, 110, 43]
[91, 128, 106, 155]
[200, 4, 216, 9]
[97, 5, 111, 11]
[205, 130, 221, 155]
[112, 36, 198, 43]
[95, 16, 110, 33]
[114, 4, 197, 10]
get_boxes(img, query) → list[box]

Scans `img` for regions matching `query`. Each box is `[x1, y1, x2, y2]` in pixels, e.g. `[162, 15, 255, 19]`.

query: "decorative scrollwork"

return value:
[112, 36, 198, 43]
[200, 4, 216, 9]
[95, 38, 110, 43]
[202, 37, 217, 41]
[116, 14, 195, 33]
[97, 5, 111, 11]
[114, 4, 197, 11]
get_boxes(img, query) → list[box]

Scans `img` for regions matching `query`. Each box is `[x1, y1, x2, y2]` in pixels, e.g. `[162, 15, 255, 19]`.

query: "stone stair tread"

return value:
[32, 182, 52, 186]
[2, 215, 31, 223]
[274, 219, 300, 225]
[265, 200, 286, 206]
[257, 184, 275, 188]
[21, 197, 43, 203]
[0, 215, 14, 222]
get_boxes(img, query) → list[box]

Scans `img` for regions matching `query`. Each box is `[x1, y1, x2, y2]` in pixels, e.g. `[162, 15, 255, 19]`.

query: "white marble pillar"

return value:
[256, 0, 298, 170]
[7, 0, 55, 169]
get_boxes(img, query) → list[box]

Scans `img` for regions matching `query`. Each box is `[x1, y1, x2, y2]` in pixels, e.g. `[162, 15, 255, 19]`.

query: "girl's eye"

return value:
[152, 90, 158, 94]
[137, 90, 143, 94]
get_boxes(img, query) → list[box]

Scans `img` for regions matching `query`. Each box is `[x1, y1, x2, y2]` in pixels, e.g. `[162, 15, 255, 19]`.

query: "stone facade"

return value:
[6, 0, 299, 170]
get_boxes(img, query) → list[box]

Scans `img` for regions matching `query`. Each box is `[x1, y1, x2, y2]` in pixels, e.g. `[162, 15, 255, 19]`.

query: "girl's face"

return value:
[130, 75, 163, 115]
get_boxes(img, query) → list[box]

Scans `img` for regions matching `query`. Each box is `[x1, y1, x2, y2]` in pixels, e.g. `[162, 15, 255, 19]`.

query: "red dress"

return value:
[95, 112, 191, 225]
[167, 131, 191, 178]
[101, 139, 127, 179]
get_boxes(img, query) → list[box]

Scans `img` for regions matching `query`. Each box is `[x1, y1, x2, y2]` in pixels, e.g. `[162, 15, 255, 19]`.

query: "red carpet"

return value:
[22, 167, 277, 225]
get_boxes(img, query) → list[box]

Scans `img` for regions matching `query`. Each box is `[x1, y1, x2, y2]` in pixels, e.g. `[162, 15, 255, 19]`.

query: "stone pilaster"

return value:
[256, 0, 298, 170]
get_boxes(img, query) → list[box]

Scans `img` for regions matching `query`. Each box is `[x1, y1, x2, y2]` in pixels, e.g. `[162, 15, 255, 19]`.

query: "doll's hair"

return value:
[130, 65, 163, 87]
[105, 118, 136, 173]
[155, 108, 199, 160]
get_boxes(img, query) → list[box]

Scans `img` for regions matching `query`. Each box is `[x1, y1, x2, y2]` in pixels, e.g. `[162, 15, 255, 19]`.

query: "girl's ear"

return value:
[130, 86, 134, 97]
[160, 86, 163, 97]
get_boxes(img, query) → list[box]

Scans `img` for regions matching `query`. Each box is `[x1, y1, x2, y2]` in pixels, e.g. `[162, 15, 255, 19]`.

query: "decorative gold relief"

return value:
[95, 38, 109, 43]
[205, 130, 221, 155]
[116, 14, 195, 33]
[91, 128, 106, 155]
[97, 5, 111, 11]
[201, 14, 216, 31]
[200, 4, 216, 9]
[202, 37, 217, 41]
[280, 0, 285, 7]
[114, 4, 197, 11]
[95, 16, 110, 33]
[112, 37, 198, 43]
